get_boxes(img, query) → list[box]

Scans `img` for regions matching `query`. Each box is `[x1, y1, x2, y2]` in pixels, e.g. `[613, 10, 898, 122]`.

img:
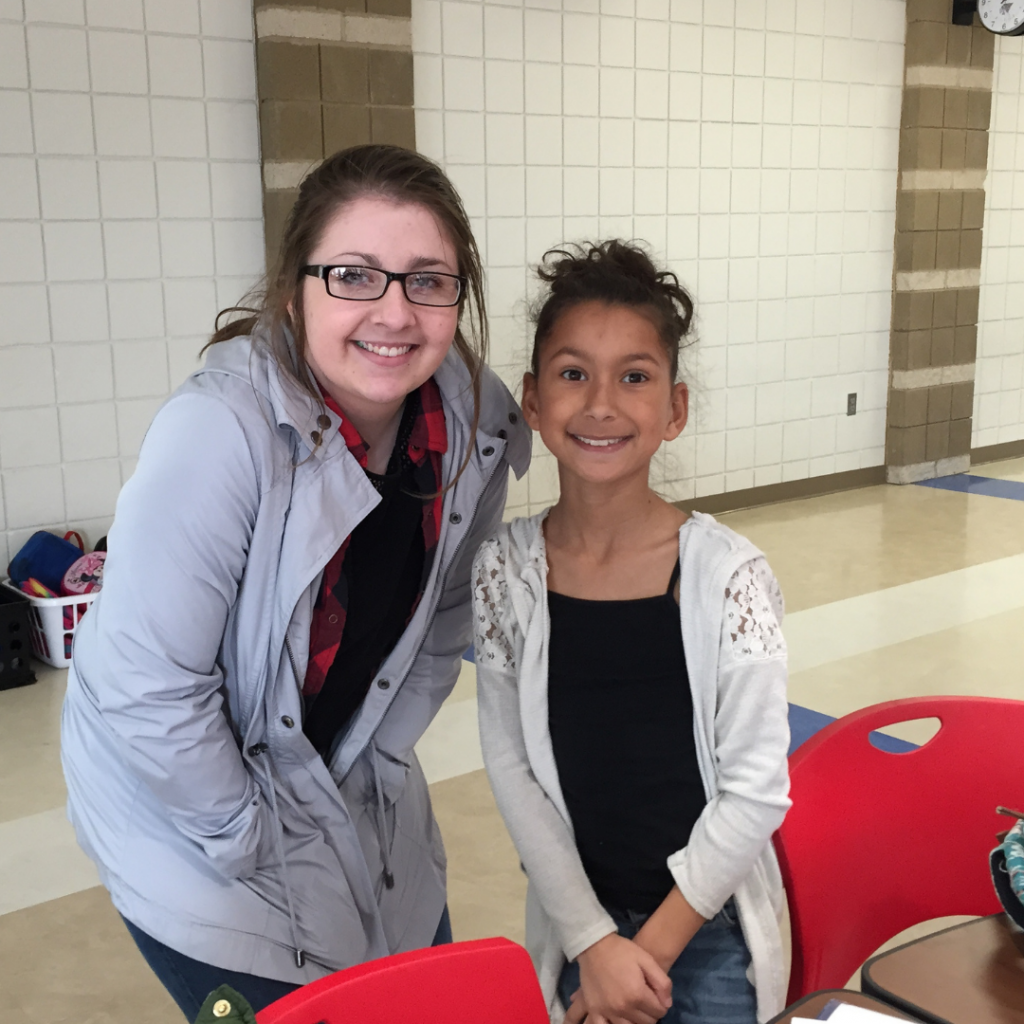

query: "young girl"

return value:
[61, 145, 529, 1019]
[473, 241, 791, 1024]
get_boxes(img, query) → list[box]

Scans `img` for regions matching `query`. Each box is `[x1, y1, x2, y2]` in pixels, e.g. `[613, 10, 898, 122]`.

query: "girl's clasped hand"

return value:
[566, 886, 711, 1024]
[563, 931, 672, 1024]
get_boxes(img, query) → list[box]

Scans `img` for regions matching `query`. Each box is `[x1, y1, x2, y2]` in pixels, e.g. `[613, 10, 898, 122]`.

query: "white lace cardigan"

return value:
[472, 510, 792, 1023]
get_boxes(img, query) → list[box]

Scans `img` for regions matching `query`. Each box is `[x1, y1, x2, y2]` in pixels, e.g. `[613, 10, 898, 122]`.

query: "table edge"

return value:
[860, 913, 1009, 1024]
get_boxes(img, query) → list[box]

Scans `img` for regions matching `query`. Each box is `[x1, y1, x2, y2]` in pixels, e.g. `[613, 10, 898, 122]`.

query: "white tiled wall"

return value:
[974, 38, 1024, 450]
[0, 0, 263, 569]
[414, 0, 904, 514]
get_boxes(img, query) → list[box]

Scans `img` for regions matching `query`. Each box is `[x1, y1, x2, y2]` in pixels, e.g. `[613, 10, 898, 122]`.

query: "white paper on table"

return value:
[828, 1005, 905, 1022]
[790, 1005, 903, 1023]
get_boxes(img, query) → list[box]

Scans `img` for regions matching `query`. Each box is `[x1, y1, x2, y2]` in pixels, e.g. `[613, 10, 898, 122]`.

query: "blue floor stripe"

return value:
[917, 473, 1024, 501]
[788, 703, 916, 755]
[788, 703, 835, 755]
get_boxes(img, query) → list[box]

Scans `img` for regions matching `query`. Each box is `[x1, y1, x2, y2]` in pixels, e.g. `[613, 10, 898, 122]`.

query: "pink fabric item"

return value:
[62, 552, 106, 595]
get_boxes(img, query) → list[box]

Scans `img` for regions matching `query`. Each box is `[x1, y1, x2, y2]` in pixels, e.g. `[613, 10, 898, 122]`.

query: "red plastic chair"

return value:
[774, 695, 1024, 1004]
[256, 937, 549, 1024]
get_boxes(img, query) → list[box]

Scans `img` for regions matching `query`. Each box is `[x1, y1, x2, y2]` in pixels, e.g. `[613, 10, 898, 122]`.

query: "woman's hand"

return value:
[564, 932, 673, 1024]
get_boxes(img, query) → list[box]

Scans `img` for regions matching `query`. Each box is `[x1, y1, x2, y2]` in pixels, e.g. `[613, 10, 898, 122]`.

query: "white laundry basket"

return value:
[0, 580, 98, 668]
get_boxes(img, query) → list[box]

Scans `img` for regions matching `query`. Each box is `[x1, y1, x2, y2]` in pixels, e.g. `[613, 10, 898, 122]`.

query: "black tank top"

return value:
[547, 560, 707, 914]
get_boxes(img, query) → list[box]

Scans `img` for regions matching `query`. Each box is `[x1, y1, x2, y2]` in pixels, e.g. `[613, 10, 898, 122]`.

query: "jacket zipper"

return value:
[283, 634, 300, 690]
[338, 437, 507, 784]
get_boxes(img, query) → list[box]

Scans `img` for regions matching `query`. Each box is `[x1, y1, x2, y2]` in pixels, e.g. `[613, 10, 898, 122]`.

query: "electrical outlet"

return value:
[847, 393, 857, 416]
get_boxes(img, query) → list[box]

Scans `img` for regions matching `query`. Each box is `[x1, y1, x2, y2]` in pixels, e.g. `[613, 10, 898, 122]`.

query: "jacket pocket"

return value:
[376, 755, 446, 952]
[241, 802, 369, 969]
[375, 746, 412, 808]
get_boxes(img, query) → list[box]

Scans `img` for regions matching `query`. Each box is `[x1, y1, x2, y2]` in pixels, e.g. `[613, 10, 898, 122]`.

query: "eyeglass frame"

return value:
[300, 264, 467, 307]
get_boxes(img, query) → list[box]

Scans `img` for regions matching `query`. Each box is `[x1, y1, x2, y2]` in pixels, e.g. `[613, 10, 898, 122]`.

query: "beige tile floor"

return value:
[727, 472, 1024, 613]
[3, 460, 1024, 1022]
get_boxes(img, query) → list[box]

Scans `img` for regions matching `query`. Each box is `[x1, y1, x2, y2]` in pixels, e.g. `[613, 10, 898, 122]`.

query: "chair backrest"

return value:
[255, 937, 549, 1024]
[774, 695, 1024, 1003]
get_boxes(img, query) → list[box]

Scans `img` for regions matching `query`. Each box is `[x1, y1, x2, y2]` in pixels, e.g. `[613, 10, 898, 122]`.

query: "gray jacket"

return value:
[61, 331, 530, 984]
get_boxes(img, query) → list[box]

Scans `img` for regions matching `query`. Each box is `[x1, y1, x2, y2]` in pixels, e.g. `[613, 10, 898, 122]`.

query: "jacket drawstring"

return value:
[372, 745, 395, 891]
[250, 744, 307, 968]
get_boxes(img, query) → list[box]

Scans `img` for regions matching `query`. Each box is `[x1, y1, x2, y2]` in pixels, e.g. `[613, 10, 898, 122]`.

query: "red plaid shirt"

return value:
[303, 379, 447, 699]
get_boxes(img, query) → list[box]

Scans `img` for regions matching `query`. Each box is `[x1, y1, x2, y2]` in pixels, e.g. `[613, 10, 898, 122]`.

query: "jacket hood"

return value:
[198, 325, 530, 477]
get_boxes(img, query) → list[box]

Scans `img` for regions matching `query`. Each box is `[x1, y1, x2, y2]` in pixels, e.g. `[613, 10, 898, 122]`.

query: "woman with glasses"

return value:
[61, 145, 530, 1020]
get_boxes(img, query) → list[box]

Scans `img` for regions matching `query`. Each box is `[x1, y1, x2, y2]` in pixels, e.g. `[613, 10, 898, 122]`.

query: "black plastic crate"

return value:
[0, 585, 36, 691]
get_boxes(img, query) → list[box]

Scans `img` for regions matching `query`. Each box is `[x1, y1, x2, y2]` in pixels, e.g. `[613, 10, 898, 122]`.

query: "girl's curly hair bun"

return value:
[530, 240, 694, 380]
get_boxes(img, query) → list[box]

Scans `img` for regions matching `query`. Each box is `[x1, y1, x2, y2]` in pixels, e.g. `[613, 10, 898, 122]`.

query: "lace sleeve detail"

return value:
[473, 541, 516, 672]
[724, 558, 786, 661]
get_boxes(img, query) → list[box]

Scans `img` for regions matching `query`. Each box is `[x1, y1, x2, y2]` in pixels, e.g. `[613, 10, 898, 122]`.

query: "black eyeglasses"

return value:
[301, 265, 466, 307]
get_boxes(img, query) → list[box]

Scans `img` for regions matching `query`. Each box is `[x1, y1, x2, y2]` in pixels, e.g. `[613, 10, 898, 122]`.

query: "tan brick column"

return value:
[254, 0, 414, 270]
[885, 2, 994, 484]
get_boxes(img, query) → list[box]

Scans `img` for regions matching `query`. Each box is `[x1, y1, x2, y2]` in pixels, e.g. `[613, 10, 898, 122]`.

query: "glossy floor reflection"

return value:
[2, 462, 1023, 1021]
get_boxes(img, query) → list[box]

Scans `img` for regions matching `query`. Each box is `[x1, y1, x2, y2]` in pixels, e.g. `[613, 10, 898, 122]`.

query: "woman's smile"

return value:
[353, 339, 418, 361]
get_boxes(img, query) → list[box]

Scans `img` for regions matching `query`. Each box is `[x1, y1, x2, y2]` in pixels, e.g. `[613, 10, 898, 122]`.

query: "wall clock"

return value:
[977, 0, 1024, 35]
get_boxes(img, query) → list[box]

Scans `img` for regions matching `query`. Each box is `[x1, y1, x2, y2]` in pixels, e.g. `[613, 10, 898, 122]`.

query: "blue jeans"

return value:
[557, 900, 756, 1024]
[123, 906, 453, 1021]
